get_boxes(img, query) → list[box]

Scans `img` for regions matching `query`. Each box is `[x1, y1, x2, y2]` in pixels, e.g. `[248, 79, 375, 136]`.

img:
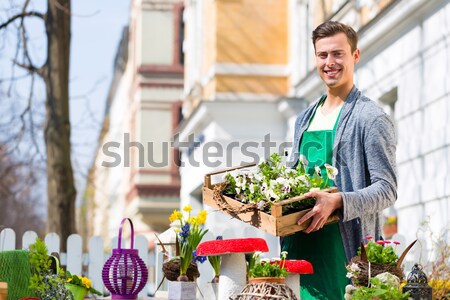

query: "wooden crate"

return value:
[203, 165, 339, 237]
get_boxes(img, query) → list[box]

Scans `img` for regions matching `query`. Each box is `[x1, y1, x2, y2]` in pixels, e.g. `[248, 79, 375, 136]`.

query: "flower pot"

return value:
[65, 283, 88, 300]
[248, 277, 286, 284]
[168, 280, 196, 300]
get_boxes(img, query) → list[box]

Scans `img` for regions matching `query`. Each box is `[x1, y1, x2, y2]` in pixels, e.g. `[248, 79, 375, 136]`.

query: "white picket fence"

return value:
[0, 228, 155, 297]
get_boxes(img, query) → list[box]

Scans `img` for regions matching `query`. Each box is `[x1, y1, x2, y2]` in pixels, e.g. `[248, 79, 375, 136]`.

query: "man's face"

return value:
[314, 32, 360, 91]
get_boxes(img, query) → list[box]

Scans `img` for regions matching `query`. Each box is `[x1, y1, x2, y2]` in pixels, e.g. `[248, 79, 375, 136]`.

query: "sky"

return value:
[70, 0, 131, 186]
[0, 0, 131, 208]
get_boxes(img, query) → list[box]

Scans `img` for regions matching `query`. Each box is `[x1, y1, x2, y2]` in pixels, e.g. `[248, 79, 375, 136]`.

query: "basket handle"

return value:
[118, 218, 134, 250]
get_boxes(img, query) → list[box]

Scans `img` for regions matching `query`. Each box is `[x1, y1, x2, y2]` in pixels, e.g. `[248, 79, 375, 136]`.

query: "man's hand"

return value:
[297, 190, 343, 233]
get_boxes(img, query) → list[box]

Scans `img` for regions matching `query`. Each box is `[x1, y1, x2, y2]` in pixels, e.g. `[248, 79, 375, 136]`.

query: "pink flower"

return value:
[365, 235, 373, 240]
[384, 241, 391, 244]
[376, 240, 385, 245]
[394, 241, 400, 245]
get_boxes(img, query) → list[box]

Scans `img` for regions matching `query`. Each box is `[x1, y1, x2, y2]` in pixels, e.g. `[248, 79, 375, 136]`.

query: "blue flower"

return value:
[179, 223, 191, 242]
[192, 250, 207, 263]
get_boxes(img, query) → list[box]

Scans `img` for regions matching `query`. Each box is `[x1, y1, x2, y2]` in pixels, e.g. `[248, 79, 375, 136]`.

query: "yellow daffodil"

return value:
[188, 216, 198, 226]
[183, 204, 192, 213]
[82, 277, 92, 289]
[169, 210, 183, 222]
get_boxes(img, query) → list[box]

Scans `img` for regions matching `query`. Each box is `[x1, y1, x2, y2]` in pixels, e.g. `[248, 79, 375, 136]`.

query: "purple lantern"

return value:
[102, 218, 148, 299]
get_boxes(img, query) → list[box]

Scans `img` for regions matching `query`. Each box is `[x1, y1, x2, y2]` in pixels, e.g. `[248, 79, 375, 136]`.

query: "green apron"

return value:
[282, 100, 348, 299]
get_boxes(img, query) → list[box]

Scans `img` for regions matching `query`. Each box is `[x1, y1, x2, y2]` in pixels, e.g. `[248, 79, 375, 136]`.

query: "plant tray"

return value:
[203, 165, 339, 237]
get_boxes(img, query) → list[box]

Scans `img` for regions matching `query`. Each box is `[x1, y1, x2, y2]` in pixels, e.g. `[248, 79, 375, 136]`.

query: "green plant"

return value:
[206, 236, 222, 282]
[248, 251, 288, 278]
[65, 271, 102, 296]
[169, 205, 208, 280]
[351, 276, 409, 300]
[356, 236, 399, 266]
[223, 153, 337, 210]
[28, 237, 73, 300]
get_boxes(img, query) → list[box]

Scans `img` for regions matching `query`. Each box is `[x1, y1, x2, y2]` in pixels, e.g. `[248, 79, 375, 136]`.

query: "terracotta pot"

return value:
[248, 277, 286, 284]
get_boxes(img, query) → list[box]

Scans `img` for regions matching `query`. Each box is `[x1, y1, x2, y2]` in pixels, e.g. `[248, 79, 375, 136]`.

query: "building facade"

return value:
[86, 0, 185, 249]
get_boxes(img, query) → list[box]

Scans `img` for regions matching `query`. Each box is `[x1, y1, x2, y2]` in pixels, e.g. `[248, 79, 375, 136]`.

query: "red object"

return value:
[272, 260, 314, 274]
[196, 238, 269, 256]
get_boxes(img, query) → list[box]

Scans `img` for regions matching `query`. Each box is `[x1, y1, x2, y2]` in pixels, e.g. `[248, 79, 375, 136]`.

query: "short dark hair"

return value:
[312, 21, 358, 52]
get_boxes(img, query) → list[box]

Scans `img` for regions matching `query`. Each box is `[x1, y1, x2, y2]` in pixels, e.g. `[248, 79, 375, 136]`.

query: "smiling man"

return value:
[282, 21, 398, 299]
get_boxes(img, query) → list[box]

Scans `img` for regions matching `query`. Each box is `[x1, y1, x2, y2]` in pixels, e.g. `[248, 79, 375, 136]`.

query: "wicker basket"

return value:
[231, 282, 297, 300]
[350, 256, 404, 287]
[350, 240, 417, 287]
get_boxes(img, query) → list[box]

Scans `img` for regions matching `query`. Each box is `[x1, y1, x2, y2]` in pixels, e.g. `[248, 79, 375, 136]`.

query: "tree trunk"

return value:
[44, 0, 76, 251]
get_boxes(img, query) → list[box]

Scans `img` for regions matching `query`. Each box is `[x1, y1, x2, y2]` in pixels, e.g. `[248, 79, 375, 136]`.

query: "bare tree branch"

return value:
[0, 11, 45, 30]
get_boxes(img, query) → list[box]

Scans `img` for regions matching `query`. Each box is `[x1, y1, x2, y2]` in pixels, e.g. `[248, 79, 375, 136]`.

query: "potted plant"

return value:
[65, 271, 102, 300]
[203, 153, 340, 236]
[164, 205, 208, 300]
[248, 251, 288, 284]
[28, 237, 73, 300]
[344, 236, 415, 299]
[230, 251, 298, 300]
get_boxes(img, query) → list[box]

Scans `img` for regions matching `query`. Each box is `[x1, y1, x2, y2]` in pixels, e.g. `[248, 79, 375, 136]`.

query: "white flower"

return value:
[249, 184, 255, 194]
[346, 272, 354, 279]
[349, 263, 360, 273]
[309, 187, 320, 192]
[235, 188, 241, 194]
[324, 163, 338, 180]
[235, 176, 245, 188]
[375, 272, 400, 288]
[254, 171, 263, 182]
[314, 166, 322, 177]
[265, 189, 280, 201]
[261, 182, 268, 192]
[297, 175, 310, 187]
[269, 179, 278, 189]
[276, 177, 288, 185]
[282, 185, 291, 193]
[257, 200, 266, 210]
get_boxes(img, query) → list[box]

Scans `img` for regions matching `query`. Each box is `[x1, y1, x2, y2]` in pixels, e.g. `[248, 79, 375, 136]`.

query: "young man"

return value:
[282, 21, 397, 299]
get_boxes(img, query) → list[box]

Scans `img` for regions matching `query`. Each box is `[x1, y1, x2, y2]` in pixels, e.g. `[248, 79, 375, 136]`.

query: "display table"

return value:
[98, 291, 169, 299]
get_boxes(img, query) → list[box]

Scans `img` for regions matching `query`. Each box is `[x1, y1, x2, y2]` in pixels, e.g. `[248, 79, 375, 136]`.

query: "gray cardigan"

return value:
[288, 86, 397, 261]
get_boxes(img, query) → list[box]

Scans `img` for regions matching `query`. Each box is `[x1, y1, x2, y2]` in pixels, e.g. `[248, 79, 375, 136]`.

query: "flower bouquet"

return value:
[163, 205, 208, 282]
[203, 153, 340, 236]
